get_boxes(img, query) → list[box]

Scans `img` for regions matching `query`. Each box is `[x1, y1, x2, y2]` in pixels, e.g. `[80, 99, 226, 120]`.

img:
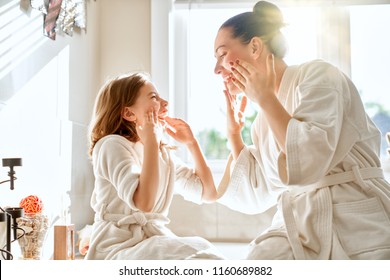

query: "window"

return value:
[350, 4, 390, 157]
[171, 1, 390, 164]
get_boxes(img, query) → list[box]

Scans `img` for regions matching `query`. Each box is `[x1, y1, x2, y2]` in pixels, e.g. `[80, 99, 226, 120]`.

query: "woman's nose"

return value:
[214, 61, 222, 75]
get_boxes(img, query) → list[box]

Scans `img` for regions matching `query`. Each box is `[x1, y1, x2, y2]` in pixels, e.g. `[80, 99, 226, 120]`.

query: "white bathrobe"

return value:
[85, 135, 224, 260]
[218, 60, 390, 259]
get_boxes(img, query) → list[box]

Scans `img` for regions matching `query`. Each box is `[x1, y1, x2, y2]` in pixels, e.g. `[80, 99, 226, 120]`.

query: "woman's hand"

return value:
[231, 54, 291, 153]
[224, 84, 247, 138]
[230, 54, 276, 106]
[223, 84, 247, 160]
[164, 116, 196, 145]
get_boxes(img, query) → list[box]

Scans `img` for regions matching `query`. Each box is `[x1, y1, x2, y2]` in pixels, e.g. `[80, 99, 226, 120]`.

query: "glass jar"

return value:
[17, 213, 49, 260]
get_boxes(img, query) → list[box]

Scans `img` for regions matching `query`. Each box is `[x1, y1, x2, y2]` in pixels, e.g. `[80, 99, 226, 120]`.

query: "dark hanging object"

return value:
[43, 0, 63, 40]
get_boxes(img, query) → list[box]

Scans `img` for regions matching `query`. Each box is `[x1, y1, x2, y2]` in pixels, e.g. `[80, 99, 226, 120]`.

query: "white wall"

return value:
[100, 0, 151, 81]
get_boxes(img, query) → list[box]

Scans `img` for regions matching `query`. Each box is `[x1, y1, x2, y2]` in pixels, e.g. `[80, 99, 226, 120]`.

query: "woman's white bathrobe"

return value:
[85, 135, 224, 260]
[217, 60, 390, 259]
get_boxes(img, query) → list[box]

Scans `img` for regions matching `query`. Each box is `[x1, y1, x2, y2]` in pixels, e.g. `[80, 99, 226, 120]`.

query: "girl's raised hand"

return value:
[136, 108, 161, 145]
[164, 116, 195, 145]
[230, 54, 276, 106]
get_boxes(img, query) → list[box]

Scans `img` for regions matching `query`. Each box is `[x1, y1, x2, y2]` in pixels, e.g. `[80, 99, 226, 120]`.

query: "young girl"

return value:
[85, 72, 223, 260]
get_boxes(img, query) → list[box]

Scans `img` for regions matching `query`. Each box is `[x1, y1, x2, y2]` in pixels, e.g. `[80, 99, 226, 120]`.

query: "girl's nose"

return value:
[160, 97, 168, 107]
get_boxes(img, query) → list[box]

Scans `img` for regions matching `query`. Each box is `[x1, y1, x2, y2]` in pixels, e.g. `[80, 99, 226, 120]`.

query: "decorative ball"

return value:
[19, 195, 44, 214]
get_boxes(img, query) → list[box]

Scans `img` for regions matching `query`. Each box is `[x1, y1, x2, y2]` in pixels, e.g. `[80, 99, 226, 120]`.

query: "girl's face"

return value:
[125, 81, 168, 125]
[214, 27, 254, 95]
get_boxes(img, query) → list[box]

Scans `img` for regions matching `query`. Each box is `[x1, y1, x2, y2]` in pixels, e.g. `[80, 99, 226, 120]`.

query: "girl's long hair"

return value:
[88, 72, 150, 156]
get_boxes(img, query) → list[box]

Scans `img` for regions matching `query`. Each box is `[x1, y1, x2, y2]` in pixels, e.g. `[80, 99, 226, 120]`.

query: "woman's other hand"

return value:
[230, 54, 276, 106]
[231, 55, 291, 152]
[223, 84, 247, 159]
[224, 85, 247, 137]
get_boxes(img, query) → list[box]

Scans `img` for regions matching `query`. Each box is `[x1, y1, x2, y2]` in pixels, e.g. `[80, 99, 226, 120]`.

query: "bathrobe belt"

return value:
[95, 209, 170, 232]
[101, 212, 169, 226]
[281, 166, 384, 260]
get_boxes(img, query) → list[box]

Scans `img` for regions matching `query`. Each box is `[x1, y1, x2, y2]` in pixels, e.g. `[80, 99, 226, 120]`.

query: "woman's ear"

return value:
[250, 37, 263, 59]
[122, 107, 136, 122]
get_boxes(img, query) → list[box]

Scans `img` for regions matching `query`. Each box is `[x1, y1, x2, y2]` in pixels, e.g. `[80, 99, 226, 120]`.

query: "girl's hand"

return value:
[230, 54, 276, 106]
[136, 108, 161, 145]
[224, 83, 247, 137]
[164, 116, 195, 145]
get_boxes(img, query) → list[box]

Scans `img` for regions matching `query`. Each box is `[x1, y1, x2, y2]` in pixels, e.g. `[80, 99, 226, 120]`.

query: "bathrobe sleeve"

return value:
[93, 136, 141, 210]
[278, 62, 348, 185]
[217, 118, 285, 214]
[171, 153, 203, 205]
[218, 149, 281, 214]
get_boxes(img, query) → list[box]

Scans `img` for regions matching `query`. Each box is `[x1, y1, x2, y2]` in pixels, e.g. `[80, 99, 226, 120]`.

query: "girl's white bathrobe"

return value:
[217, 60, 390, 259]
[85, 135, 224, 260]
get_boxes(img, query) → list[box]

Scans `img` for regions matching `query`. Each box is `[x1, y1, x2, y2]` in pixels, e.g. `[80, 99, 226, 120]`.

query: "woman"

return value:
[85, 72, 223, 259]
[214, 1, 390, 259]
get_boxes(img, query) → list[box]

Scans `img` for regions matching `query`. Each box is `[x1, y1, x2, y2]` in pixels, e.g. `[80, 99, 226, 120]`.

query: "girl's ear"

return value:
[250, 37, 263, 59]
[122, 107, 136, 122]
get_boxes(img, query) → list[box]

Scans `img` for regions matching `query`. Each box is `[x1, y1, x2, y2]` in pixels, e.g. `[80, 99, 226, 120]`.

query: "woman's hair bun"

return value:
[253, 1, 284, 29]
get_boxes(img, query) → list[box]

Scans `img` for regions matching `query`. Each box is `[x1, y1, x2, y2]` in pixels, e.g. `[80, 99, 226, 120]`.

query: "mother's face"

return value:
[214, 27, 253, 95]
